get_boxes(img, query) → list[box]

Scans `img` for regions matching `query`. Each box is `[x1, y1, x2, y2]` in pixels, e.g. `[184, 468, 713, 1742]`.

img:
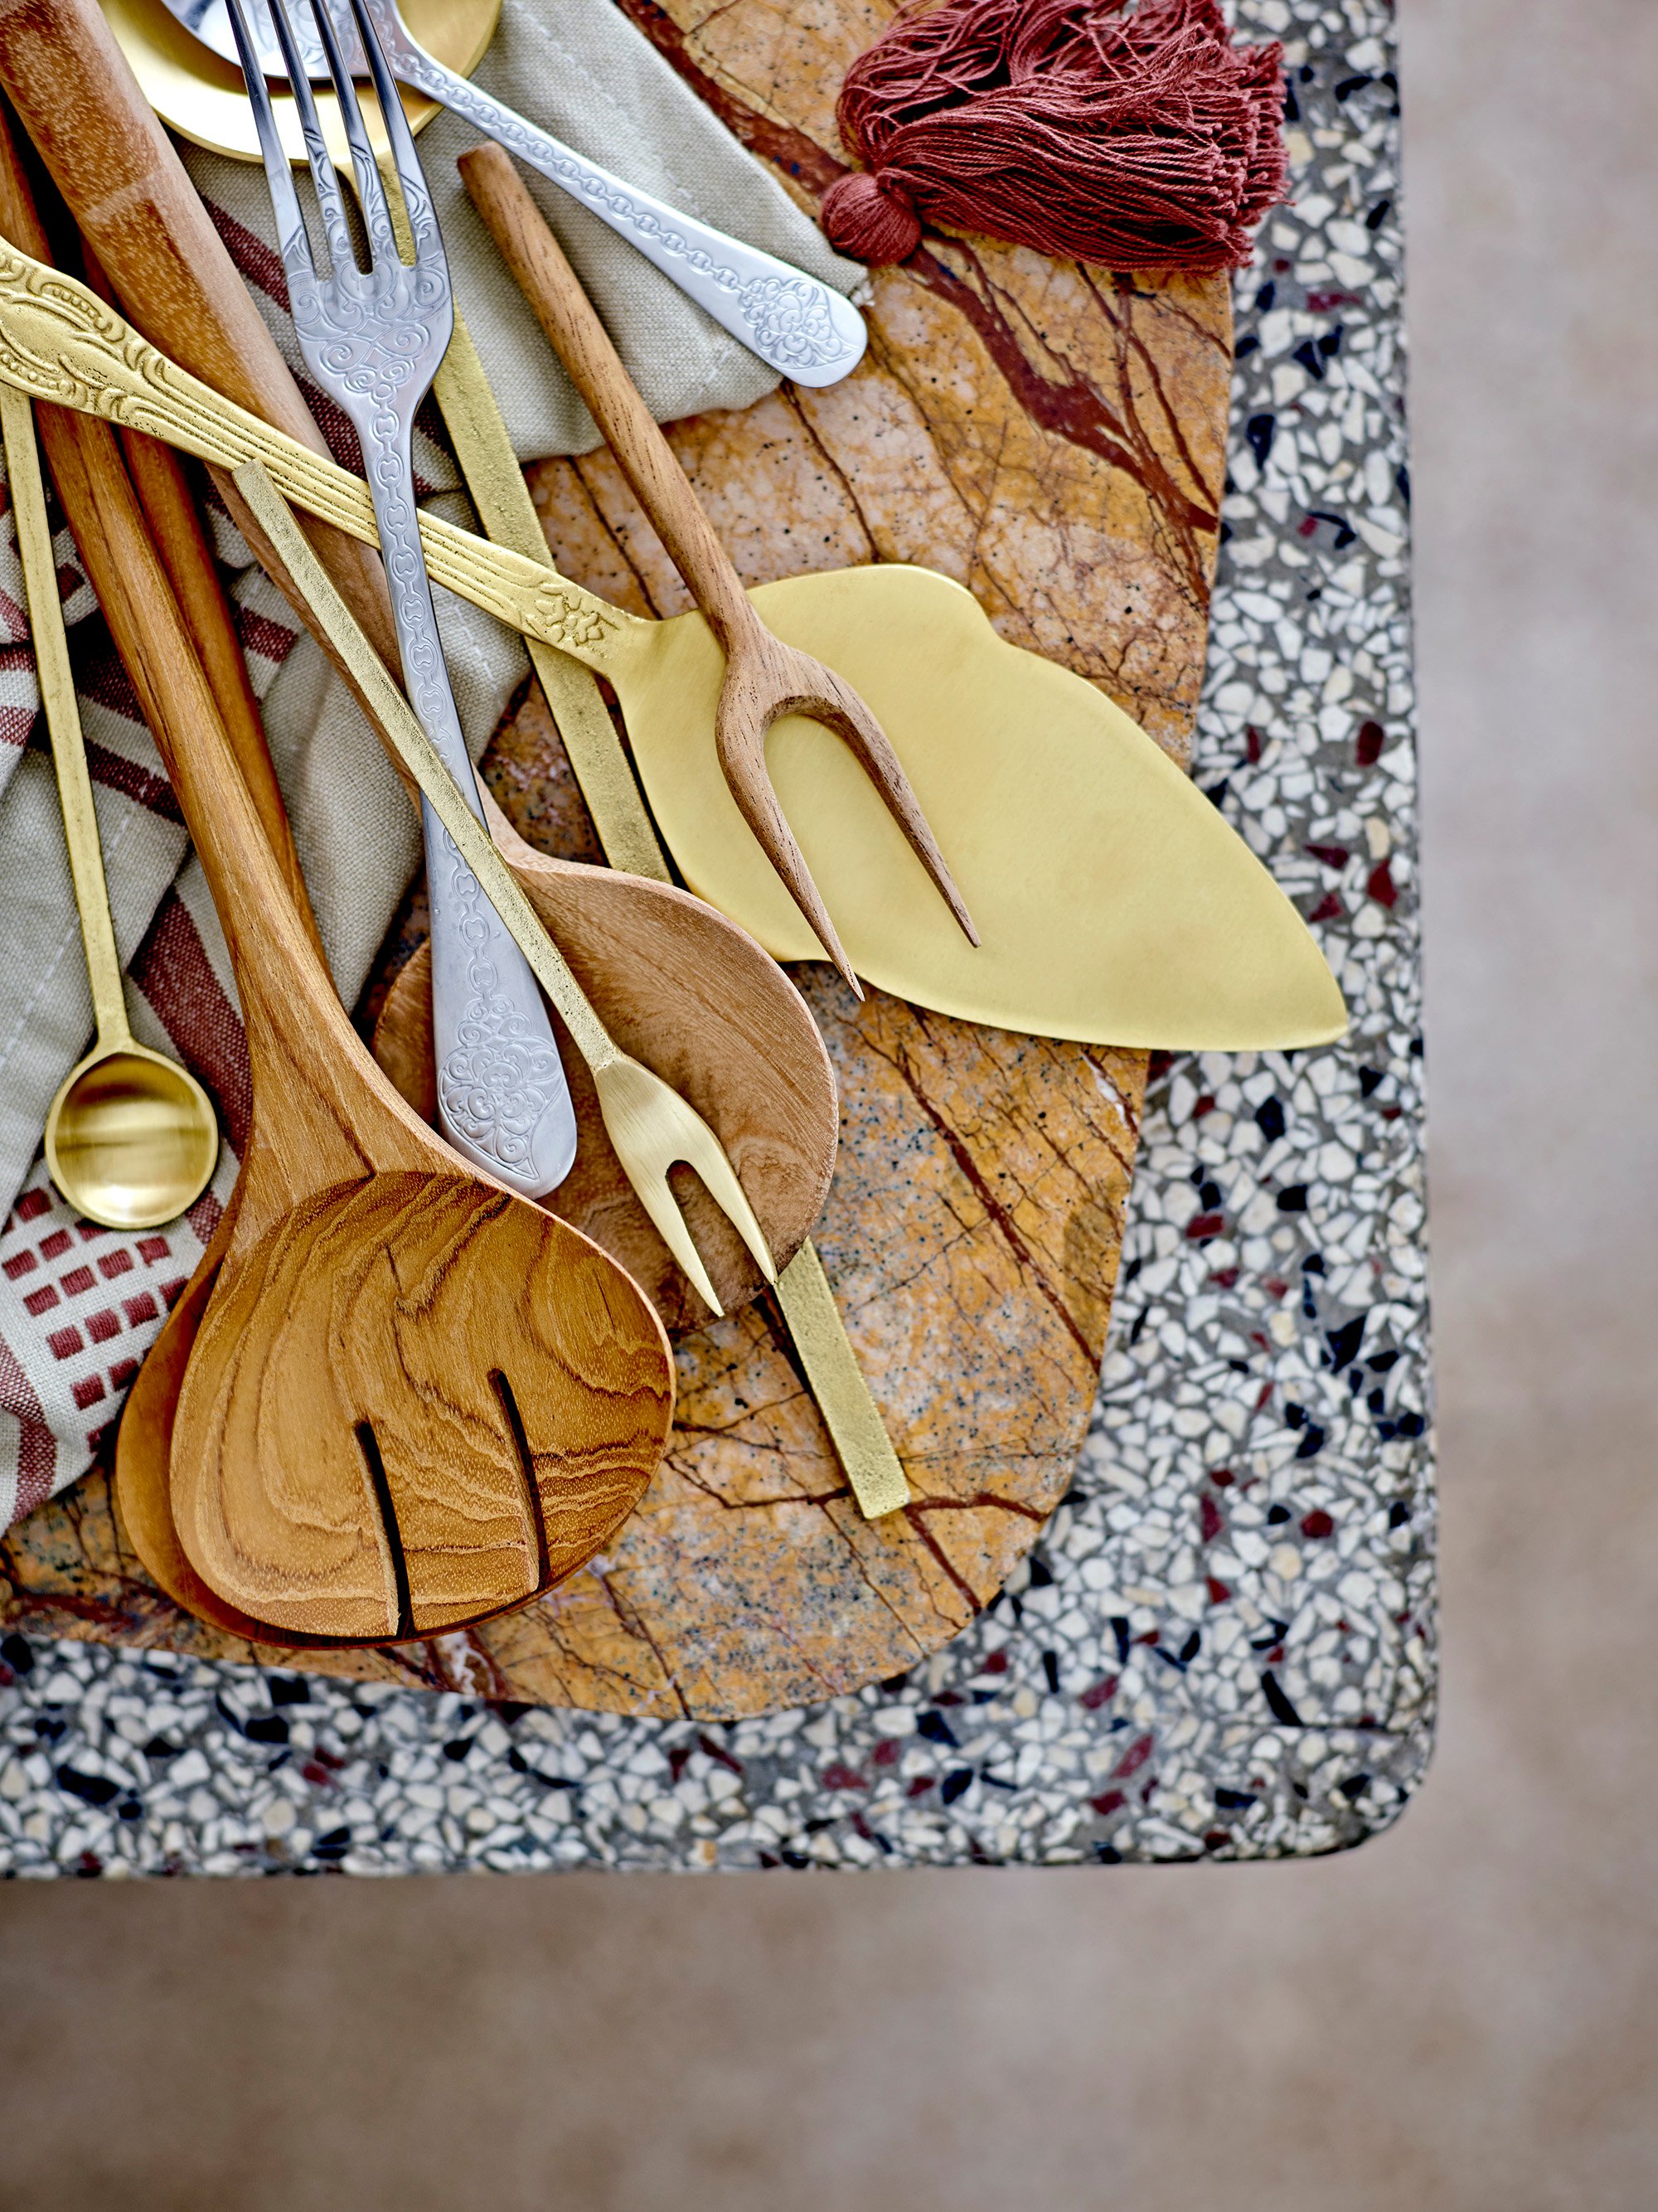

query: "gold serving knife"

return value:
[0, 242, 1346, 1056]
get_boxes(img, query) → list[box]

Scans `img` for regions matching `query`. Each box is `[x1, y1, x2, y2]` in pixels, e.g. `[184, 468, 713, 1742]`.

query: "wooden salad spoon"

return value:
[42, 366, 677, 1646]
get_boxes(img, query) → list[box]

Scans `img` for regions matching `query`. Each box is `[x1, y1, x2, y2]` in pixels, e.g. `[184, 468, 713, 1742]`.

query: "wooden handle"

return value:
[37, 411, 310, 1032]
[76, 255, 326, 959]
[118, 423, 326, 958]
[0, 94, 347, 1099]
[0, 3, 397, 667]
[0, 99, 337, 969]
[460, 143, 758, 650]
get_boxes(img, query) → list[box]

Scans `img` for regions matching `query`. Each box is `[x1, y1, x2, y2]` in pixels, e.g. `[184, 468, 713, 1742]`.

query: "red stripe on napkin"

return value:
[83, 737, 184, 826]
[128, 890, 255, 1160]
[201, 196, 292, 314]
[0, 1332, 55, 1517]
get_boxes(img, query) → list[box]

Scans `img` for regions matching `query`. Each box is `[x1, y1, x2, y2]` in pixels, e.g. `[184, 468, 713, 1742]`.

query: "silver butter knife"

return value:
[162, 0, 868, 387]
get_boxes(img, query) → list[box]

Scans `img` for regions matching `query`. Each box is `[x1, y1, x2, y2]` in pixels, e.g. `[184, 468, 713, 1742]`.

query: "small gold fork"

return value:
[235, 458, 775, 1317]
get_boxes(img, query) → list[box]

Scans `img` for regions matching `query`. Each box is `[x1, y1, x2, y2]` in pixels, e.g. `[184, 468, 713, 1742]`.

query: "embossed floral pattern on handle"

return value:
[163, 0, 868, 386]
[358, 0, 869, 389]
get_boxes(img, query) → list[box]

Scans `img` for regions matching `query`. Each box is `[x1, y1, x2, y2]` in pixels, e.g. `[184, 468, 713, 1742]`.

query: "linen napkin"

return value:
[0, 0, 861, 1528]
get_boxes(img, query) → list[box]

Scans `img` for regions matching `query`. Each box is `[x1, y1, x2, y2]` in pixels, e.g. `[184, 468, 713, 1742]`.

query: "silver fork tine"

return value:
[253, 0, 358, 284]
[336, 0, 444, 277]
[222, 0, 321, 269]
[305, 0, 399, 267]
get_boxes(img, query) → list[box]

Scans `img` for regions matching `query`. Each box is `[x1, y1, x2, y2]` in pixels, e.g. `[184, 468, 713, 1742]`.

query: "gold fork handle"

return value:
[429, 299, 671, 881]
[232, 461, 617, 1074]
[776, 1245, 910, 1520]
[461, 143, 760, 657]
[405, 211, 916, 1524]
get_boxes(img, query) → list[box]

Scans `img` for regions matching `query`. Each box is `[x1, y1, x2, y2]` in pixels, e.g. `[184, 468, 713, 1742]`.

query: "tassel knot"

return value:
[820, 168, 925, 263]
[822, 0, 1288, 273]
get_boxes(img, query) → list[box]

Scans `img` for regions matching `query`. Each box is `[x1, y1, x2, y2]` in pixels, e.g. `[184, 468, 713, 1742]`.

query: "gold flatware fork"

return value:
[235, 459, 776, 1317]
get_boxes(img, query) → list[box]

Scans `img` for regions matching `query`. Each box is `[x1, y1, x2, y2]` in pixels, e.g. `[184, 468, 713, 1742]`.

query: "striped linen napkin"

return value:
[0, 0, 859, 1528]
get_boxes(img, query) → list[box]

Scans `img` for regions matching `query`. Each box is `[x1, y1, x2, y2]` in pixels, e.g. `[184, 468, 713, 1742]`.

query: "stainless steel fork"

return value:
[225, 0, 579, 1201]
[162, 0, 866, 387]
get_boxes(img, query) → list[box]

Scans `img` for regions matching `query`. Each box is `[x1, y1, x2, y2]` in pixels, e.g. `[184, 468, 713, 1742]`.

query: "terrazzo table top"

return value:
[0, 0, 1431, 1875]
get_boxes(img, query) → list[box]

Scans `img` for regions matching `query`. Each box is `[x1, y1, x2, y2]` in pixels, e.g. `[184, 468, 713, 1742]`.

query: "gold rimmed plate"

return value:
[101, 0, 501, 162]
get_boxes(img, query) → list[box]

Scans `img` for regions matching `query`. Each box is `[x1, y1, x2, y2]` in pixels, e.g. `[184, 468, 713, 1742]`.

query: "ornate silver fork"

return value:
[225, 0, 579, 1201]
[161, 0, 867, 388]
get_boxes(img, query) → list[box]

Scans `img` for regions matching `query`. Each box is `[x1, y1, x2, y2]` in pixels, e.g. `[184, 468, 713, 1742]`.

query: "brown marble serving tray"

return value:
[0, 0, 1230, 1720]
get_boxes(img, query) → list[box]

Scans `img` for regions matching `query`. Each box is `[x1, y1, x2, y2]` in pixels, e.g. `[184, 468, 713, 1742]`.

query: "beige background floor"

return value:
[2, 2, 1656, 2205]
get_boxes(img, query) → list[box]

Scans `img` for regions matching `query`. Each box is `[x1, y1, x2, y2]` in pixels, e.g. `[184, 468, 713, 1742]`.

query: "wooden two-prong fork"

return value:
[461, 141, 979, 997]
[236, 458, 777, 1315]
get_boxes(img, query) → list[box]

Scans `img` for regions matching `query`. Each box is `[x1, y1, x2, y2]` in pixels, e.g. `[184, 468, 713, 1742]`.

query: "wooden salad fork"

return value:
[459, 141, 977, 996]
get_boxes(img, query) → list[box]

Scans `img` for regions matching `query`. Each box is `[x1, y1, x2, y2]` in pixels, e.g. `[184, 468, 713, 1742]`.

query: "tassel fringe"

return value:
[822, 0, 1288, 273]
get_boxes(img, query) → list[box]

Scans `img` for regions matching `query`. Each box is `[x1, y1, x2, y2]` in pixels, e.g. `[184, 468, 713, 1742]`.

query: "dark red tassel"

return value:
[822, 0, 1287, 273]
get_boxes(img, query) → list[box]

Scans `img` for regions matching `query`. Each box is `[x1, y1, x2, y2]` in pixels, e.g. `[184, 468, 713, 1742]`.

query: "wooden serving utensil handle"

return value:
[119, 419, 326, 957]
[0, 115, 388, 1180]
[0, 0, 397, 667]
[88, 247, 321, 951]
[0, 100, 327, 959]
[37, 399, 414, 1183]
[459, 143, 760, 653]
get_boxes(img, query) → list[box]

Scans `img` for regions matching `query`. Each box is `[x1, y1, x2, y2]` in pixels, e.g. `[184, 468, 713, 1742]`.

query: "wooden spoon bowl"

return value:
[117, 823, 839, 1644]
[175, 1165, 673, 1640]
[41, 381, 676, 1646]
[374, 813, 838, 1333]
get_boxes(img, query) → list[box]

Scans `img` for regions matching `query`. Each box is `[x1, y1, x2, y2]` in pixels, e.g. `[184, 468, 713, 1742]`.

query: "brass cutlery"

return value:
[0, 381, 220, 1230]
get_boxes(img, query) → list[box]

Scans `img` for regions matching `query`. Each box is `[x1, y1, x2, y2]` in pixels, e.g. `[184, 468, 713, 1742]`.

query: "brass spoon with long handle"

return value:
[0, 383, 219, 1230]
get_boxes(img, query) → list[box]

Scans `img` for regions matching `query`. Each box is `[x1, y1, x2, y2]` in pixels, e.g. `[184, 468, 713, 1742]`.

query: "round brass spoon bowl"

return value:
[0, 381, 220, 1232]
[46, 1041, 219, 1230]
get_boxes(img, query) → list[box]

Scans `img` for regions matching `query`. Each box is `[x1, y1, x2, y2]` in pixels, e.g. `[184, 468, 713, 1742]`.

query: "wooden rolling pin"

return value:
[0, 0, 397, 667]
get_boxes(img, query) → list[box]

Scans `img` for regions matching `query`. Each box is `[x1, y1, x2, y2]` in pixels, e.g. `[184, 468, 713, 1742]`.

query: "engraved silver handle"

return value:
[228, 0, 578, 1200]
[357, 0, 868, 389]
[163, 0, 867, 385]
[371, 417, 579, 1198]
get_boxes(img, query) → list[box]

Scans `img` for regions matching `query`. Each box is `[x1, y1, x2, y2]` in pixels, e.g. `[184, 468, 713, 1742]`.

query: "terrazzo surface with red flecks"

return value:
[0, 0, 1431, 1870]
